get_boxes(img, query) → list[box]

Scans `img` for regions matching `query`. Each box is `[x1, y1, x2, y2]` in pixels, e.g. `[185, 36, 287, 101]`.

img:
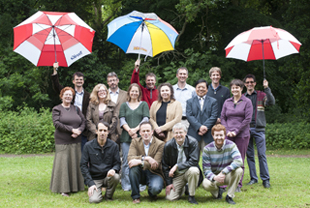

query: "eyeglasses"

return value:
[98, 90, 106, 93]
[245, 81, 255, 84]
[108, 79, 118, 83]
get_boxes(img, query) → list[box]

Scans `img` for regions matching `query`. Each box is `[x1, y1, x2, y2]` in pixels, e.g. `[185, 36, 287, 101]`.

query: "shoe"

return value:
[150, 195, 158, 202]
[139, 185, 146, 192]
[235, 187, 242, 192]
[61, 192, 69, 197]
[133, 198, 140, 204]
[188, 195, 198, 204]
[217, 187, 225, 199]
[263, 180, 271, 188]
[104, 193, 113, 201]
[184, 184, 189, 195]
[247, 179, 258, 185]
[225, 195, 236, 205]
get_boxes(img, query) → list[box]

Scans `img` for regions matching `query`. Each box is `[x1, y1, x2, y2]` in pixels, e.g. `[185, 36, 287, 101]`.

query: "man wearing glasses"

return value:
[243, 74, 275, 188]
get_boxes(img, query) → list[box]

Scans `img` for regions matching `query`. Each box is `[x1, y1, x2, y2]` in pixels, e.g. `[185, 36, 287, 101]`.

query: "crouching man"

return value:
[128, 121, 165, 204]
[162, 123, 203, 204]
[80, 121, 121, 203]
[202, 124, 243, 205]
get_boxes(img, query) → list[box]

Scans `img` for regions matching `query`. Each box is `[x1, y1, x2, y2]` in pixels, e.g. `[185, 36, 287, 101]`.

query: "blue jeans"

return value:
[121, 142, 131, 190]
[246, 127, 270, 181]
[81, 134, 88, 152]
[129, 166, 164, 200]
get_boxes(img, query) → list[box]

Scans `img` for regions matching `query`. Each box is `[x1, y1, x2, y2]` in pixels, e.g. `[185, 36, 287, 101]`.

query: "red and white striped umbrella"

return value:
[13, 11, 95, 67]
[225, 26, 301, 78]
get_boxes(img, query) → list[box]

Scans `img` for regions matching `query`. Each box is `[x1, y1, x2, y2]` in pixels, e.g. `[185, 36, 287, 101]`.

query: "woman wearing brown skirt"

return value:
[50, 87, 85, 196]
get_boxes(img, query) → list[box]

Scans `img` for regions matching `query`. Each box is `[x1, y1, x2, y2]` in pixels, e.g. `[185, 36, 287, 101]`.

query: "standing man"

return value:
[173, 67, 196, 130]
[127, 121, 165, 204]
[202, 124, 243, 205]
[162, 123, 203, 204]
[186, 79, 218, 151]
[52, 62, 90, 151]
[131, 59, 158, 108]
[107, 72, 127, 143]
[244, 74, 275, 188]
[80, 121, 121, 203]
[207, 67, 231, 123]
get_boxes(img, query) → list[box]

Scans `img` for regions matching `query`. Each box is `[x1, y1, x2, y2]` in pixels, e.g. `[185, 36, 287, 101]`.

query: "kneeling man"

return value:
[202, 124, 243, 205]
[80, 121, 121, 203]
[128, 121, 165, 204]
[162, 123, 203, 204]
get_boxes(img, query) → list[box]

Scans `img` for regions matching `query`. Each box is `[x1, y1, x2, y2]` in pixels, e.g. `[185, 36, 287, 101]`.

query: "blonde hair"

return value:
[209, 67, 222, 77]
[90, 84, 111, 105]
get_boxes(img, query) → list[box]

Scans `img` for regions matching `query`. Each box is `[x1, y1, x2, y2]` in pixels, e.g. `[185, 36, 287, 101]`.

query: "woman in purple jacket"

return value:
[221, 79, 253, 190]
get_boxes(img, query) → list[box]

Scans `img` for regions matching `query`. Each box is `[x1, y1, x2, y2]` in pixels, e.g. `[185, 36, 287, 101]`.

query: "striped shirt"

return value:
[202, 139, 242, 181]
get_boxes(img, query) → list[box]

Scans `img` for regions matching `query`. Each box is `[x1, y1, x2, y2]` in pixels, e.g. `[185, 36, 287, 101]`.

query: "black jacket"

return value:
[80, 138, 121, 187]
[162, 135, 203, 186]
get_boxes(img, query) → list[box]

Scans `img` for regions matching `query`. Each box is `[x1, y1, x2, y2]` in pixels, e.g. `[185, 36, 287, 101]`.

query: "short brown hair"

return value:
[145, 72, 156, 80]
[127, 83, 142, 102]
[209, 67, 222, 77]
[157, 83, 175, 102]
[230, 79, 244, 89]
[211, 124, 226, 136]
[59, 87, 75, 100]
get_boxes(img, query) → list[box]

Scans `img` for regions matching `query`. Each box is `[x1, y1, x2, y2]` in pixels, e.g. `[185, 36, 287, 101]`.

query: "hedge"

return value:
[0, 107, 54, 154]
[0, 107, 309, 154]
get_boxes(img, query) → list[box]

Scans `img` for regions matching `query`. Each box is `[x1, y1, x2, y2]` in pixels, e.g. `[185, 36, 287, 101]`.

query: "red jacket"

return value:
[130, 69, 158, 108]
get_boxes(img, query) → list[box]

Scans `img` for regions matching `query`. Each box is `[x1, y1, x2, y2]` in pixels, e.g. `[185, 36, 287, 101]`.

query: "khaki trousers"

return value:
[202, 168, 243, 198]
[166, 167, 200, 201]
[89, 173, 120, 203]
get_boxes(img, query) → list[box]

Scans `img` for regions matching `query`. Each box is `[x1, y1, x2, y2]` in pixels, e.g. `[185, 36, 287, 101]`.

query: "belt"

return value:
[182, 116, 187, 120]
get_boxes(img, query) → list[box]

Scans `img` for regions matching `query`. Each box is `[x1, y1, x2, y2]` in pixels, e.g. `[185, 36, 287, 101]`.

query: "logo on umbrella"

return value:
[71, 51, 83, 60]
[133, 46, 147, 52]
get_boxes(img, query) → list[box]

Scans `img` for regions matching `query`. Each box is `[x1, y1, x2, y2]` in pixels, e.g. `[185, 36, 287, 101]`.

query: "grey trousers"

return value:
[202, 168, 243, 198]
[89, 173, 120, 203]
[166, 167, 200, 201]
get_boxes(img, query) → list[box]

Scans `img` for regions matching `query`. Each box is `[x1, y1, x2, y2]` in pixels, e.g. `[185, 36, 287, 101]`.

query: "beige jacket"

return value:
[149, 99, 182, 142]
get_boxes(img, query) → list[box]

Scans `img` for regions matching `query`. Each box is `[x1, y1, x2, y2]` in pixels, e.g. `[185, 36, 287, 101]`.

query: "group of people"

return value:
[49, 60, 275, 205]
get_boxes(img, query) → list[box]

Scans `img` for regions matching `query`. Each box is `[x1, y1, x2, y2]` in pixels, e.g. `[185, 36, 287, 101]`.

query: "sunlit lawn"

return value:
[0, 152, 309, 208]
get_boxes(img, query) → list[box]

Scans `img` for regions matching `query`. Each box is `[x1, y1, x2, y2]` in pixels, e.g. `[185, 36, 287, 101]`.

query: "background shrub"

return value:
[0, 106, 55, 154]
[266, 122, 310, 149]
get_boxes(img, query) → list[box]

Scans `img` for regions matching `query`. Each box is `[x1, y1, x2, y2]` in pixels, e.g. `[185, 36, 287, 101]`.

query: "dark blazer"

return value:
[80, 138, 120, 187]
[128, 137, 165, 184]
[113, 89, 128, 139]
[162, 135, 203, 186]
[186, 95, 218, 144]
[51, 73, 90, 118]
[86, 101, 118, 141]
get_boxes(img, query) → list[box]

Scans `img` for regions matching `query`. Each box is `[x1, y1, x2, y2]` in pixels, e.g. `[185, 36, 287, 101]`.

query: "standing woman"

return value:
[221, 79, 253, 190]
[50, 87, 85, 196]
[150, 83, 182, 142]
[87, 84, 118, 142]
[119, 83, 149, 191]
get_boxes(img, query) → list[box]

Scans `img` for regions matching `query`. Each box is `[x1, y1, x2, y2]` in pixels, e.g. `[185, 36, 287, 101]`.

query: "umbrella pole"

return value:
[261, 39, 266, 79]
[52, 26, 58, 69]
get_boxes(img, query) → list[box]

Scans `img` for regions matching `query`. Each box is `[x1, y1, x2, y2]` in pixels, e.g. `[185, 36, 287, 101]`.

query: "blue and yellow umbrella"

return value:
[107, 11, 178, 57]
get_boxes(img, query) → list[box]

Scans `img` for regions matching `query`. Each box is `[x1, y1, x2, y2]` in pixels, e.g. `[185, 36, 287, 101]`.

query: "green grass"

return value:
[0, 154, 309, 208]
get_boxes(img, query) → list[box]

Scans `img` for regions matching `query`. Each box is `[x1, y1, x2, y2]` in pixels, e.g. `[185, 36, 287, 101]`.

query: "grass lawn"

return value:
[0, 154, 309, 208]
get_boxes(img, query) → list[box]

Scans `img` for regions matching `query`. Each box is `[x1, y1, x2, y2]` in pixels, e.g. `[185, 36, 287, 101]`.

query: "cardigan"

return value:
[119, 101, 149, 143]
[149, 99, 182, 142]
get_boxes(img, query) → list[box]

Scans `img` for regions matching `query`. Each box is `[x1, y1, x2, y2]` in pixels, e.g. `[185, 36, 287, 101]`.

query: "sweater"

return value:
[130, 69, 158, 108]
[207, 84, 231, 118]
[202, 139, 243, 181]
[119, 101, 150, 143]
[52, 104, 85, 144]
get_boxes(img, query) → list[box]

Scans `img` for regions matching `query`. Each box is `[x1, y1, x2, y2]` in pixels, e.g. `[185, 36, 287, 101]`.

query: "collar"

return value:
[109, 88, 119, 94]
[173, 135, 189, 149]
[143, 137, 153, 146]
[75, 89, 84, 95]
[176, 83, 189, 90]
[210, 84, 221, 91]
[245, 90, 257, 96]
[197, 94, 206, 100]
[145, 85, 157, 90]
[94, 137, 111, 149]
[215, 139, 226, 151]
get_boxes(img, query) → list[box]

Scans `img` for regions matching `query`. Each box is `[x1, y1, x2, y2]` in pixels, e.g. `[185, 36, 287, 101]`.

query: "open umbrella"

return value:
[225, 26, 301, 78]
[107, 10, 178, 59]
[13, 11, 95, 67]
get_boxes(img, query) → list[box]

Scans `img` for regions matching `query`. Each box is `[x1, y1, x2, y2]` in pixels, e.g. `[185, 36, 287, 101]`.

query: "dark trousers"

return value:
[227, 135, 250, 187]
[129, 166, 164, 200]
[81, 134, 88, 152]
[246, 128, 270, 181]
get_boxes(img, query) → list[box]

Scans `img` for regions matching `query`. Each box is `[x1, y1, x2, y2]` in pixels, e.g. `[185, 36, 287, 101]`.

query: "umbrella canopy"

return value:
[107, 10, 178, 57]
[13, 11, 95, 67]
[225, 26, 301, 77]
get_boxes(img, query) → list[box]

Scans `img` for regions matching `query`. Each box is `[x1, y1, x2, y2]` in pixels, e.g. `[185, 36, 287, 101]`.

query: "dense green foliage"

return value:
[0, 107, 54, 154]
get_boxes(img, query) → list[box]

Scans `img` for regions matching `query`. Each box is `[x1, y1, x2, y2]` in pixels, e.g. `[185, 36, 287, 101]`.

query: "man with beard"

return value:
[80, 121, 121, 203]
[202, 124, 243, 205]
[52, 62, 90, 151]
[131, 59, 158, 108]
